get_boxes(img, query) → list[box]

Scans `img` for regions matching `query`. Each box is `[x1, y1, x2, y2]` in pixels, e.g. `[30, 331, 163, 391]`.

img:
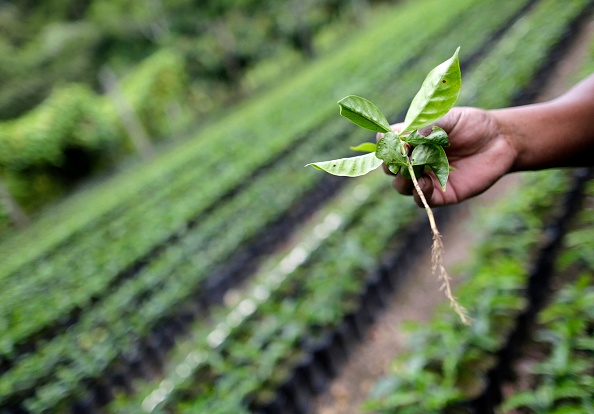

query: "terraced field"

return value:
[1, 0, 593, 413]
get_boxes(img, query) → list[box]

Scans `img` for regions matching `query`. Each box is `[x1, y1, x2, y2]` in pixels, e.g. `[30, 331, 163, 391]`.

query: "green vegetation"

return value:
[0, 0, 478, 364]
[0, 0, 384, 228]
[364, 169, 572, 413]
[459, 0, 591, 107]
[0, 0, 483, 410]
[500, 181, 594, 413]
[106, 172, 419, 413]
[363, 1, 594, 411]
[500, 278, 594, 413]
[0, 0, 592, 412]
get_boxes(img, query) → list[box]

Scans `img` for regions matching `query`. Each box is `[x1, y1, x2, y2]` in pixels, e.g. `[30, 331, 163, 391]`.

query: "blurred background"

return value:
[0, 0, 376, 220]
[1, 0, 594, 413]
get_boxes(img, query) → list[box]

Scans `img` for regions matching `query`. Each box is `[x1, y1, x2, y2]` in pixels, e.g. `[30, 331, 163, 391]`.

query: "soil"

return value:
[310, 17, 594, 414]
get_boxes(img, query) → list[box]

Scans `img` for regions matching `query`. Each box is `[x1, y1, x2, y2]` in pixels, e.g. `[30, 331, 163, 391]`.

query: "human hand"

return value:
[379, 106, 517, 206]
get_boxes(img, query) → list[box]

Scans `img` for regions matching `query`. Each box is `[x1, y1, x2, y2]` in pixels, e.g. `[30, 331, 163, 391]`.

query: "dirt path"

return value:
[311, 18, 594, 414]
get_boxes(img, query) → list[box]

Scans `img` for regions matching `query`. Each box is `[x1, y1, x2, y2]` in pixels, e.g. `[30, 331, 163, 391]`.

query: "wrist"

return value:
[487, 108, 524, 173]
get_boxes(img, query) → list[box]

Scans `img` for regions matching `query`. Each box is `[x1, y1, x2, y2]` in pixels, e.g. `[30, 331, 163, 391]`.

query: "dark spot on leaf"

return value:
[442, 80, 446, 83]
[333, 164, 336, 167]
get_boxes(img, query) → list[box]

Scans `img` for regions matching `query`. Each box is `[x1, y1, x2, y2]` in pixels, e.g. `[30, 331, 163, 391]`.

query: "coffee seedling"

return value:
[306, 48, 469, 324]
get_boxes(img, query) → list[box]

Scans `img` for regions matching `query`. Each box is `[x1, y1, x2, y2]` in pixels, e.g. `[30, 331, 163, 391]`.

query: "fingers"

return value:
[393, 173, 435, 207]
[392, 173, 414, 195]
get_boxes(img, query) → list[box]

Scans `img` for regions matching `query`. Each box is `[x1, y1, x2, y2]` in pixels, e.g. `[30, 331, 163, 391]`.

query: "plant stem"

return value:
[406, 160, 469, 325]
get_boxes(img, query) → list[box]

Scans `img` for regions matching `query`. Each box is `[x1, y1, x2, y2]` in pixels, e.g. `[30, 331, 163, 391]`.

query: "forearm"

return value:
[490, 74, 594, 172]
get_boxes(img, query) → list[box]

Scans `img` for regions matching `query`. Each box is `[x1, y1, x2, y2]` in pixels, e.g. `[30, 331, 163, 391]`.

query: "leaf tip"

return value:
[337, 95, 353, 108]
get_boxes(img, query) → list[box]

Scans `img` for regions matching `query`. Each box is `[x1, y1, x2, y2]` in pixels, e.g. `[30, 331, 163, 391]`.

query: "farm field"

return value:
[314, 12, 594, 414]
[1, 0, 594, 413]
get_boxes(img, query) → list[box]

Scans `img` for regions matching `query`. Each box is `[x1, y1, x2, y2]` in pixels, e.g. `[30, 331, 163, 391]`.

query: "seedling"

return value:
[306, 48, 469, 324]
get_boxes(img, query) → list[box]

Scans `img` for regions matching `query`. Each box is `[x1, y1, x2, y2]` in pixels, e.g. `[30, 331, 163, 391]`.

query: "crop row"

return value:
[0, 0, 537, 363]
[364, 169, 579, 413]
[0, 0, 552, 410]
[0, 109, 347, 363]
[0, 0, 483, 282]
[0, 0, 495, 365]
[95, 1, 588, 408]
[26, 173, 411, 412]
[501, 182, 594, 412]
[2, 0, 576, 410]
[0, 0, 488, 408]
[0, 119, 349, 408]
[103, 172, 421, 414]
[0, 0, 540, 282]
[459, 0, 593, 108]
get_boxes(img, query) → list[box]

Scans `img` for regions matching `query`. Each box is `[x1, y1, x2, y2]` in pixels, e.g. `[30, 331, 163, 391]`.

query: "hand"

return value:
[379, 107, 517, 207]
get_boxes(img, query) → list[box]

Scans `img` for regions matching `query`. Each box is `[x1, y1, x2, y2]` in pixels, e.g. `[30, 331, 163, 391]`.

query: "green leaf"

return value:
[375, 132, 408, 174]
[350, 142, 377, 152]
[305, 152, 382, 177]
[411, 144, 449, 191]
[401, 47, 462, 133]
[404, 127, 450, 147]
[338, 95, 391, 133]
[401, 164, 424, 179]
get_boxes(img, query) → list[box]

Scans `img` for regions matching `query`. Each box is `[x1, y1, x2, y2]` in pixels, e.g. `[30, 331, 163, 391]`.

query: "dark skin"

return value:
[379, 74, 594, 207]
